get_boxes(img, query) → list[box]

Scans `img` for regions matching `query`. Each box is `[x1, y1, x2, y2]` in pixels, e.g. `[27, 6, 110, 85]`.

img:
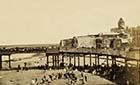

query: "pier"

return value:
[0, 45, 139, 70]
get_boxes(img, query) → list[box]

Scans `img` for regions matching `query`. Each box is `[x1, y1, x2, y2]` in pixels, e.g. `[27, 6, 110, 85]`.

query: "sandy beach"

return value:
[0, 69, 115, 85]
[0, 53, 117, 85]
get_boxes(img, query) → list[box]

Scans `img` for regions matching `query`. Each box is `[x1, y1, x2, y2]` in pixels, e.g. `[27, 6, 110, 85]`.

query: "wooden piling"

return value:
[97, 55, 99, 65]
[46, 54, 49, 66]
[95, 55, 97, 65]
[83, 54, 85, 66]
[107, 56, 109, 67]
[69, 54, 71, 65]
[112, 56, 114, 64]
[62, 54, 64, 64]
[74, 54, 76, 67]
[54, 55, 57, 67]
[0, 55, 2, 70]
[90, 54, 92, 67]
[57, 55, 59, 67]
[8, 55, 11, 68]
[78, 55, 80, 67]
[125, 59, 127, 67]
[52, 55, 55, 67]
[112, 56, 116, 65]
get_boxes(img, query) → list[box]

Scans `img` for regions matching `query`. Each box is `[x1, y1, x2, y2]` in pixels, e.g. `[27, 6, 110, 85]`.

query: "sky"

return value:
[0, 0, 140, 45]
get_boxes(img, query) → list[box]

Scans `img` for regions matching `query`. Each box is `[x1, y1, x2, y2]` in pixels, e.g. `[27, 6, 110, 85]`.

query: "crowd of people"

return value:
[16, 61, 139, 85]
[30, 67, 88, 85]
[88, 63, 140, 85]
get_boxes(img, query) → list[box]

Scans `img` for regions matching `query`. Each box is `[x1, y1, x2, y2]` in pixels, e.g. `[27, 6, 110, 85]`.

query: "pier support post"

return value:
[125, 59, 128, 67]
[8, 54, 11, 68]
[112, 56, 116, 65]
[97, 55, 99, 66]
[52, 55, 55, 67]
[112, 56, 113, 64]
[90, 54, 92, 67]
[83, 54, 85, 67]
[78, 55, 80, 67]
[69, 55, 71, 65]
[113, 57, 116, 64]
[0, 55, 2, 70]
[57, 55, 59, 67]
[62, 54, 64, 64]
[95, 55, 97, 65]
[46, 54, 49, 66]
[137, 61, 139, 66]
[54, 55, 57, 67]
[107, 56, 109, 67]
[74, 54, 76, 67]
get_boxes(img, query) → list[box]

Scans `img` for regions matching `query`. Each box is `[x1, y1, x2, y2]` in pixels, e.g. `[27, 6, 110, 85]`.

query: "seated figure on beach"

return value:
[31, 79, 35, 85]
[47, 77, 52, 84]
[31, 78, 38, 85]
[23, 62, 28, 70]
[43, 75, 48, 82]
[40, 78, 45, 84]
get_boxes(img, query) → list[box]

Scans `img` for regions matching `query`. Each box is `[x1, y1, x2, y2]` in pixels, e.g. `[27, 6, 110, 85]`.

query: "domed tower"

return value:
[118, 17, 125, 29]
[110, 17, 126, 33]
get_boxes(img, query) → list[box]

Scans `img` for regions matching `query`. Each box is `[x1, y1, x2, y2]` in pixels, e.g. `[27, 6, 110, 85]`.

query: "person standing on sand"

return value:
[85, 75, 87, 82]
[24, 62, 27, 70]
[17, 64, 21, 72]
[34, 78, 38, 85]
[80, 72, 86, 84]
